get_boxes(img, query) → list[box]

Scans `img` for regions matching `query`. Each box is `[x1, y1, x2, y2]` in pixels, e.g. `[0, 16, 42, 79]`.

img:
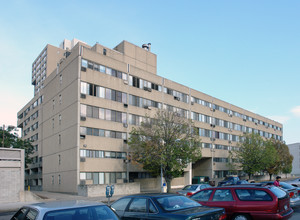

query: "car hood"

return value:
[172, 206, 224, 217]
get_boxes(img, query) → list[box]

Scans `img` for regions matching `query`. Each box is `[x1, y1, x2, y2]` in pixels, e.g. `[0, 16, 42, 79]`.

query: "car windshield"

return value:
[156, 196, 201, 211]
[269, 186, 287, 199]
[43, 205, 118, 220]
[182, 185, 198, 190]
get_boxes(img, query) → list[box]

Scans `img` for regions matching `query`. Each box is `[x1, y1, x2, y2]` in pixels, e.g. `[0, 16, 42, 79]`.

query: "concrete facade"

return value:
[288, 143, 300, 175]
[17, 39, 283, 193]
[0, 148, 24, 203]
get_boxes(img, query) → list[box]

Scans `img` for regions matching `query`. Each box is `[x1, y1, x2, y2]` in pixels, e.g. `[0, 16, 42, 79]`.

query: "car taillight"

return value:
[186, 192, 193, 196]
[298, 190, 300, 195]
[219, 213, 227, 220]
[289, 192, 294, 198]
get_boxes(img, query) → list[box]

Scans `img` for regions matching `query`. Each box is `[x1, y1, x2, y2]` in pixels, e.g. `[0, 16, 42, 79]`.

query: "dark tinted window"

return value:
[43, 205, 118, 220]
[157, 195, 200, 211]
[111, 198, 131, 211]
[212, 189, 234, 201]
[128, 198, 147, 213]
[236, 189, 272, 201]
[191, 190, 213, 201]
[149, 201, 158, 213]
[12, 208, 28, 220]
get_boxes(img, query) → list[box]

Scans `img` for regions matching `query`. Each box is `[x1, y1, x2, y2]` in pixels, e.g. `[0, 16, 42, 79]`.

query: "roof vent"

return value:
[142, 43, 151, 51]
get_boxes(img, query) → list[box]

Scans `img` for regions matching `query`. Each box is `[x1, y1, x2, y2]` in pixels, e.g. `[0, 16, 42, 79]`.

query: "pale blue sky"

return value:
[0, 0, 299, 144]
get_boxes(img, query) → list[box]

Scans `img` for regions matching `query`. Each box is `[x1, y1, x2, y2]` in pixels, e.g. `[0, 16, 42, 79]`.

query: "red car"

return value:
[190, 185, 293, 220]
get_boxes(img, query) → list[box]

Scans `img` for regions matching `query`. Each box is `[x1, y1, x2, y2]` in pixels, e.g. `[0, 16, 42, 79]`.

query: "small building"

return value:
[288, 143, 300, 175]
[0, 148, 24, 203]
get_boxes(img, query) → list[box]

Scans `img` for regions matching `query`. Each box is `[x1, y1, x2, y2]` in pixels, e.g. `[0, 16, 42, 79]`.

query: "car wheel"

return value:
[232, 214, 250, 220]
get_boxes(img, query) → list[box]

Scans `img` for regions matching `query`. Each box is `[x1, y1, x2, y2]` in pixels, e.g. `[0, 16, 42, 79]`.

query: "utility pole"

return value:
[2, 124, 5, 147]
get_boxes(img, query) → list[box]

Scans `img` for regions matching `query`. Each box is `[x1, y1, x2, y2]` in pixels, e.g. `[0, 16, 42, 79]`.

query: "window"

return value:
[51, 176, 54, 184]
[235, 189, 272, 201]
[212, 189, 234, 201]
[59, 74, 62, 84]
[111, 198, 131, 211]
[103, 48, 107, 55]
[59, 114, 61, 125]
[128, 198, 147, 213]
[59, 134, 61, 145]
[149, 201, 158, 213]
[191, 190, 213, 201]
[59, 94, 62, 104]
[52, 99, 55, 110]
[58, 155, 61, 165]
[58, 175, 61, 184]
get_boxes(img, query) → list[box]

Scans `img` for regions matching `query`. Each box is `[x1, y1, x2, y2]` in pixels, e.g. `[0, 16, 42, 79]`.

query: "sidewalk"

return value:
[0, 191, 125, 213]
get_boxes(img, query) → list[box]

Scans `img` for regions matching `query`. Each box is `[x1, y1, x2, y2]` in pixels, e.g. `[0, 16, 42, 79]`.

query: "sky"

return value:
[0, 0, 299, 144]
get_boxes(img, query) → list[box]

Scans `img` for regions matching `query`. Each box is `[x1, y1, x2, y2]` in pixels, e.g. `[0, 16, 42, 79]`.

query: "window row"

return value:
[21, 96, 44, 119]
[191, 96, 281, 131]
[80, 127, 127, 140]
[81, 59, 128, 80]
[80, 172, 127, 185]
[129, 75, 162, 92]
[81, 104, 127, 124]
[163, 87, 189, 103]
[193, 128, 240, 142]
[81, 82, 127, 104]
[129, 95, 162, 109]
[80, 149, 126, 159]
[163, 104, 188, 118]
[213, 158, 229, 163]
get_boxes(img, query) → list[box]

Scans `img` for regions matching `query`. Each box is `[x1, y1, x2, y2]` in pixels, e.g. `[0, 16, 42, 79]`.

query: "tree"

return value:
[263, 139, 280, 180]
[227, 150, 239, 175]
[234, 133, 265, 179]
[0, 127, 34, 168]
[275, 140, 293, 177]
[129, 110, 202, 192]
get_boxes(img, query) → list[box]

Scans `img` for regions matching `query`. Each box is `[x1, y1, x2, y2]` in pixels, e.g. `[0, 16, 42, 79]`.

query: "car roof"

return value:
[207, 184, 271, 189]
[24, 200, 106, 211]
[122, 193, 181, 198]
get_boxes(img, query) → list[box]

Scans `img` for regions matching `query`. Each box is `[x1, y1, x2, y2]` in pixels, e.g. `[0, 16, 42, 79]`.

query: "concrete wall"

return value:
[135, 177, 186, 192]
[0, 148, 24, 203]
[288, 143, 300, 175]
[78, 182, 140, 197]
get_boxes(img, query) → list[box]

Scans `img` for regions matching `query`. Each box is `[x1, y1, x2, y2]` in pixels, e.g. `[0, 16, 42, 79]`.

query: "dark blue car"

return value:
[110, 193, 226, 220]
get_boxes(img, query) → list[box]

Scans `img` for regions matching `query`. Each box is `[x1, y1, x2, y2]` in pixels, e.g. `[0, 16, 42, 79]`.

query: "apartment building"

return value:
[17, 39, 283, 193]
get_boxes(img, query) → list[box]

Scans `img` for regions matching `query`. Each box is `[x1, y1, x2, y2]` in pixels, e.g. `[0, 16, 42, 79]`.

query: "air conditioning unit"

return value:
[123, 139, 128, 144]
[243, 118, 246, 122]
[80, 157, 86, 162]
[80, 116, 86, 121]
[123, 80, 128, 85]
[228, 140, 232, 144]
[80, 93, 86, 98]
[123, 123, 128, 128]
[80, 134, 86, 139]
[210, 124, 215, 128]
[81, 67, 87, 72]
[144, 105, 149, 109]
[255, 122, 258, 125]
[174, 96, 180, 101]
[80, 180, 86, 185]
[123, 103, 128, 108]
[228, 128, 232, 132]
[191, 101, 194, 105]
[228, 114, 232, 117]
[144, 87, 152, 92]
[210, 108, 215, 112]
[210, 138, 215, 142]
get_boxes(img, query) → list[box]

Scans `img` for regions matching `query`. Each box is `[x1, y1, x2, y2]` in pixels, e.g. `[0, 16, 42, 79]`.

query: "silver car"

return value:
[176, 184, 211, 196]
[286, 177, 300, 187]
[10, 200, 119, 220]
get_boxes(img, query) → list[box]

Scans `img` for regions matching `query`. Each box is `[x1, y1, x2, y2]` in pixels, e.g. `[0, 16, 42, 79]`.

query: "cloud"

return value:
[291, 106, 300, 117]
[267, 115, 290, 124]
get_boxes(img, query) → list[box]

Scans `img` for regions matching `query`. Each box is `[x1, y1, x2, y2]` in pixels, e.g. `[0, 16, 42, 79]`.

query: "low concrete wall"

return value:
[135, 177, 186, 192]
[78, 182, 140, 197]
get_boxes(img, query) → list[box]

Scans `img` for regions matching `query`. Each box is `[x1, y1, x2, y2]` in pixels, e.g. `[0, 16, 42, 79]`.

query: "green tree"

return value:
[227, 150, 239, 175]
[129, 110, 202, 192]
[0, 127, 34, 168]
[234, 133, 265, 179]
[263, 139, 280, 180]
[275, 140, 293, 177]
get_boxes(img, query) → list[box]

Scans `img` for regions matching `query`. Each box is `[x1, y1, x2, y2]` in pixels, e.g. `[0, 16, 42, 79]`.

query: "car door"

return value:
[111, 197, 132, 218]
[208, 189, 236, 216]
[123, 197, 149, 219]
[190, 189, 214, 206]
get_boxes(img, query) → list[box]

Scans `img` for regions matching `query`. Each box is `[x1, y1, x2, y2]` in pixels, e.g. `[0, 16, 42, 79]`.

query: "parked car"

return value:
[176, 184, 211, 196]
[218, 176, 240, 186]
[10, 200, 119, 220]
[110, 193, 226, 220]
[285, 177, 300, 187]
[190, 184, 293, 220]
[260, 181, 300, 207]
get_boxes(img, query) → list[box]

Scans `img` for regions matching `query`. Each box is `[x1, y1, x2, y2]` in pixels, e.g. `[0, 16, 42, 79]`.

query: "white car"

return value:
[10, 200, 119, 220]
[286, 178, 300, 187]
